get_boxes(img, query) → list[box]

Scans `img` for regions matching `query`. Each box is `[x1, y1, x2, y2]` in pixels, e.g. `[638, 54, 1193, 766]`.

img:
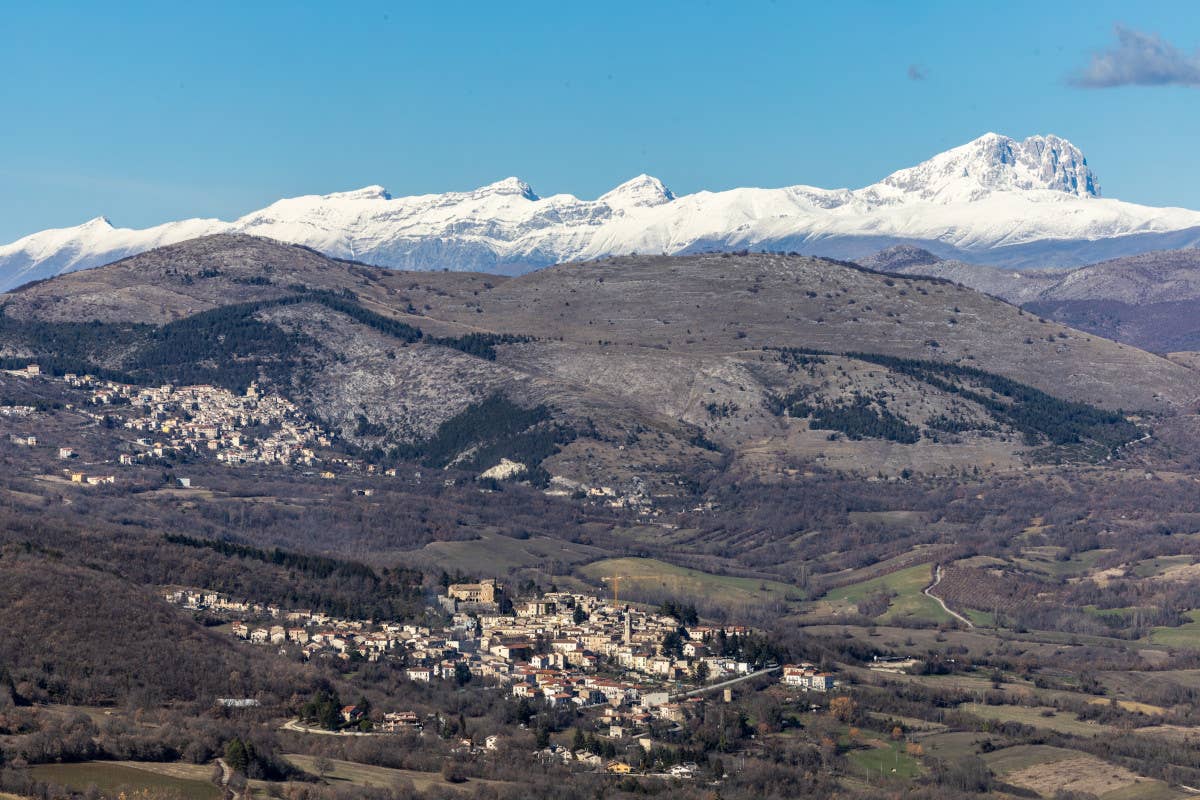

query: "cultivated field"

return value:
[816, 564, 951, 624]
[958, 704, 1112, 737]
[30, 762, 221, 800]
[845, 738, 922, 781]
[577, 557, 801, 606]
[284, 754, 507, 793]
[1006, 754, 1166, 798]
[1148, 611, 1200, 649]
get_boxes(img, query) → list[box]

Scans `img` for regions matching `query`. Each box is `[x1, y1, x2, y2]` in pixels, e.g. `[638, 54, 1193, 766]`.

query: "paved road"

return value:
[280, 718, 382, 737]
[924, 565, 973, 628]
[670, 666, 781, 700]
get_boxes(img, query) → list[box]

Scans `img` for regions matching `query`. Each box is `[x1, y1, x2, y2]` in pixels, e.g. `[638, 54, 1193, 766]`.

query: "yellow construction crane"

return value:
[601, 574, 629, 606]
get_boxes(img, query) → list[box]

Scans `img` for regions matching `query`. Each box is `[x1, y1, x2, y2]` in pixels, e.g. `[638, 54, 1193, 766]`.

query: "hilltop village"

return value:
[167, 579, 833, 742]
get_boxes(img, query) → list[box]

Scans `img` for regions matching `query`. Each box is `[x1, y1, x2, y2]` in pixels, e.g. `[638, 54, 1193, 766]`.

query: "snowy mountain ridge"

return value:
[3, 133, 1200, 291]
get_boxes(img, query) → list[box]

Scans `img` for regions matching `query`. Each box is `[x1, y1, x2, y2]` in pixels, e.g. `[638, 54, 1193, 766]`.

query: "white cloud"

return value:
[1072, 25, 1200, 88]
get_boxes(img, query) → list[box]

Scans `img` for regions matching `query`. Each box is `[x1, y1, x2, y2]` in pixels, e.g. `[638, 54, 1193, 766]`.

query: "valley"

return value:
[3, 235, 1200, 800]
[13, 4, 1200, 798]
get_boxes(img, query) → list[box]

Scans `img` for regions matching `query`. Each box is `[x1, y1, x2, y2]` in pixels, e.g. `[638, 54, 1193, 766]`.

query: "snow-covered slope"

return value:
[5, 133, 1200, 291]
[0, 216, 231, 290]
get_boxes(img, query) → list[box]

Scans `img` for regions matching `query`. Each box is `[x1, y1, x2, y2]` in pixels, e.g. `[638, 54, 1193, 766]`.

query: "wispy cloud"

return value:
[1071, 25, 1200, 88]
[907, 64, 927, 81]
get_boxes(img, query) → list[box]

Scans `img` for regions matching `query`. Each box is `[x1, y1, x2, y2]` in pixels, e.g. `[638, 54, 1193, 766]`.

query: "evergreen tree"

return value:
[454, 662, 472, 686]
[224, 738, 249, 774]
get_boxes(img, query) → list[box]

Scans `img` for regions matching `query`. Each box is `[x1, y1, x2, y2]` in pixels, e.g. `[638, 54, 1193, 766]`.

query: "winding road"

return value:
[281, 718, 382, 736]
[924, 565, 974, 629]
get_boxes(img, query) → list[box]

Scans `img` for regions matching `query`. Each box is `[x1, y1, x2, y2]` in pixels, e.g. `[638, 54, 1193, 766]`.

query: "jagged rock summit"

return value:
[873, 133, 1100, 202]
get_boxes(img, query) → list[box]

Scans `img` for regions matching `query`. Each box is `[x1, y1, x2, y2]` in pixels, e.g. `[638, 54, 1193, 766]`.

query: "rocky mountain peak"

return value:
[327, 185, 393, 201]
[877, 133, 1101, 202]
[599, 174, 676, 209]
[477, 177, 539, 201]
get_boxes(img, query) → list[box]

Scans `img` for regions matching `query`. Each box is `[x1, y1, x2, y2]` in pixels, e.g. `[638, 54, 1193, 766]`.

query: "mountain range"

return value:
[864, 245, 1200, 352]
[5, 133, 1200, 291]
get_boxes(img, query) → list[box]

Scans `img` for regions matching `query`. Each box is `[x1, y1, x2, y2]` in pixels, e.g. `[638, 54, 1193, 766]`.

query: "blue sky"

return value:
[2, 1, 1199, 242]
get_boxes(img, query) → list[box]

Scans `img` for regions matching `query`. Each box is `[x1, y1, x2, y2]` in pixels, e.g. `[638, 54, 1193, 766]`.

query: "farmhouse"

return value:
[782, 663, 834, 691]
[380, 711, 420, 732]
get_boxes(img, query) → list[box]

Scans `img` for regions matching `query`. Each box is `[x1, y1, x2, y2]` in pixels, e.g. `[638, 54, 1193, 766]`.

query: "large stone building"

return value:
[442, 579, 503, 612]
[448, 579, 498, 604]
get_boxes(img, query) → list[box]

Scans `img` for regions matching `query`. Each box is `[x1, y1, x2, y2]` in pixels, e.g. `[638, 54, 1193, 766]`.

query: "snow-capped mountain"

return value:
[869, 133, 1099, 202]
[4, 133, 1200, 292]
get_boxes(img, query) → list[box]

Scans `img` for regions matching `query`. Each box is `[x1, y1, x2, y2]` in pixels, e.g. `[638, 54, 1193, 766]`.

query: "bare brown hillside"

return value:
[3, 235, 1195, 490]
